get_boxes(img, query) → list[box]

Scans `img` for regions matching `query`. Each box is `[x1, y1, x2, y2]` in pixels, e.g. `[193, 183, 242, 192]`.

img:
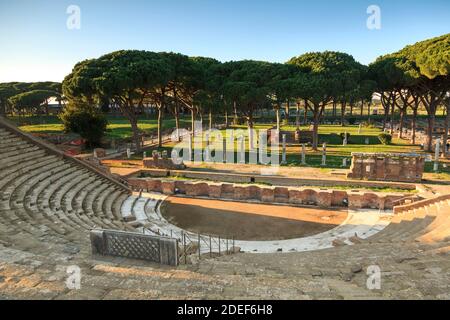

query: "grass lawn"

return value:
[8, 114, 191, 140]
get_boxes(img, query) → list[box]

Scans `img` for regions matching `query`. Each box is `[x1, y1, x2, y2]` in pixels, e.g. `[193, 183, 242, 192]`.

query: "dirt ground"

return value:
[160, 197, 348, 241]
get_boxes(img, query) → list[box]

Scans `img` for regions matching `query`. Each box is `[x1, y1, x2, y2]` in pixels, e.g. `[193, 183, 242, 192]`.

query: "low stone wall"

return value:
[393, 194, 450, 214]
[127, 178, 406, 210]
[143, 157, 186, 170]
[130, 168, 417, 190]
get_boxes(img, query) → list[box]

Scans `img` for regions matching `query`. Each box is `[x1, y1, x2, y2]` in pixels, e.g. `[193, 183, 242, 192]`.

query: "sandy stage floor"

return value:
[160, 197, 348, 241]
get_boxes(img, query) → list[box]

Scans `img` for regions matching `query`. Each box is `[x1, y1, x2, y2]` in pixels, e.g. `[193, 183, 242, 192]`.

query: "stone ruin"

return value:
[143, 150, 186, 170]
[347, 152, 425, 183]
[265, 128, 314, 144]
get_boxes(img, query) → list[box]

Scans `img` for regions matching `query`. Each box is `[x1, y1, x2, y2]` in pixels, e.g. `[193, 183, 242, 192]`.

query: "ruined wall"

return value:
[347, 153, 425, 183]
[127, 178, 406, 210]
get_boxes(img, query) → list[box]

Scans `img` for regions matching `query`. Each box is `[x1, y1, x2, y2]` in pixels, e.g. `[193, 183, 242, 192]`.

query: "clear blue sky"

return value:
[0, 0, 449, 82]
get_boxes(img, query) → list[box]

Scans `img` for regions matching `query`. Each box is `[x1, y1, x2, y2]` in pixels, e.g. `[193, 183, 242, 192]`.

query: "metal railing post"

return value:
[198, 233, 201, 260]
[218, 236, 221, 256]
[233, 237, 235, 253]
[183, 232, 187, 264]
[209, 235, 212, 257]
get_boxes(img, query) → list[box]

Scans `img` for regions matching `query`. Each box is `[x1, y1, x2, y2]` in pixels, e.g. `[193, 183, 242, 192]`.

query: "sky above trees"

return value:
[0, 0, 449, 82]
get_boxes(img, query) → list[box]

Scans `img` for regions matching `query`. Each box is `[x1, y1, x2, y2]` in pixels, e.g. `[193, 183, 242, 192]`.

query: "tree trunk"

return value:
[130, 117, 141, 153]
[224, 109, 229, 128]
[174, 105, 180, 141]
[444, 103, 450, 157]
[295, 102, 300, 129]
[191, 108, 196, 136]
[311, 103, 321, 151]
[312, 113, 320, 151]
[340, 102, 346, 126]
[332, 99, 337, 118]
[233, 101, 238, 125]
[209, 107, 212, 130]
[157, 107, 163, 147]
[45, 99, 49, 115]
[411, 107, 417, 145]
[303, 99, 308, 124]
[284, 100, 289, 125]
[382, 105, 388, 130]
[426, 114, 435, 152]
[349, 103, 353, 116]
[381, 93, 391, 131]
[360, 99, 364, 116]
[399, 109, 405, 139]
[248, 113, 254, 129]
[390, 99, 396, 135]
[275, 105, 281, 131]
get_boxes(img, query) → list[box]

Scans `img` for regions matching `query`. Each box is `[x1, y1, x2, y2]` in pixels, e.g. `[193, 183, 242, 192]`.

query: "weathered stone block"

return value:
[316, 190, 332, 207]
[247, 185, 261, 200]
[208, 184, 222, 198]
[331, 190, 348, 207]
[128, 178, 148, 191]
[161, 180, 175, 195]
[274, 187, 289, 203]
[93, 148, 106, 158]
[362, 193, 379, 209]
[174, 181, 186, 194]
[147, 179, 162, 192]
[233, 186, 249, 200]
[221, 183, 235, 199]
[348, 192, 364, 209]
[301, 189, 317, 205]
[185, 182, 209, 196]
[261, 188, 275, 202]
[288, 189, 303, 204]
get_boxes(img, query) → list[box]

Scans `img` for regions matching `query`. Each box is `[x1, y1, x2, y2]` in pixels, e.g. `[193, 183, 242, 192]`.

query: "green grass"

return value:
[8, 114, 191, 140]
[9, 115, 449, 176]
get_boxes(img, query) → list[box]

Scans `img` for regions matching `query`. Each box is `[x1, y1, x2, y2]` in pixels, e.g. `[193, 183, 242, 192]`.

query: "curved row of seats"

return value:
[0, 127, 133, 247]
[365, 199, 450, 246]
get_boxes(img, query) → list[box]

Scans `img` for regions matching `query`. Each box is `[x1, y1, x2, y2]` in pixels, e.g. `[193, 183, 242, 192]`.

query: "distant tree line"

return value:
[0, 82, 63, 115]
[1, 33, 448, 153]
